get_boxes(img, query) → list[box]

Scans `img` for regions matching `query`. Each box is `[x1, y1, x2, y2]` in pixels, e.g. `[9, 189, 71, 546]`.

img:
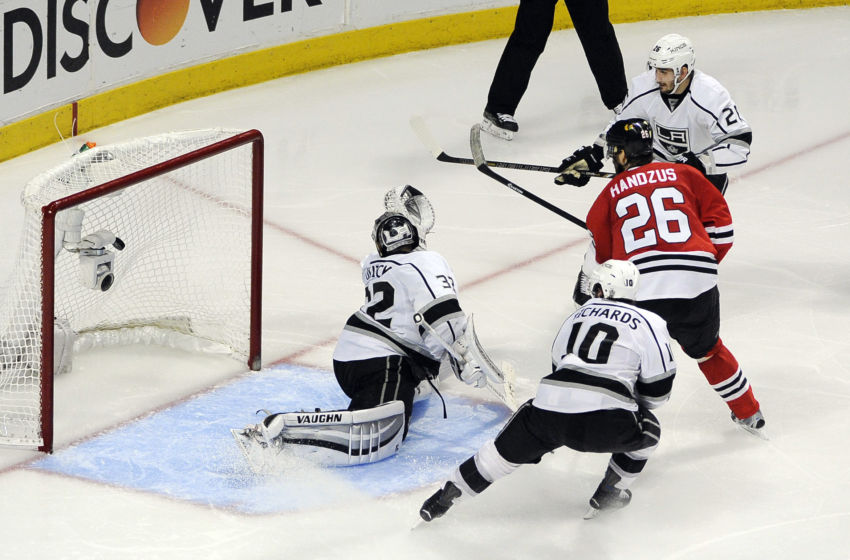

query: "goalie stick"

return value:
[413, 313, 517, 411]
[409, 116, 613, 178]
[469, 124, 588, 230]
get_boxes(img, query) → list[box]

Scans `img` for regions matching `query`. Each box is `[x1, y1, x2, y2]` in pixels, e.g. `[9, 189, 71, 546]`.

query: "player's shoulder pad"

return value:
[360, 251, 381, 268]
[689, 70, 734, 106]
[389, 249, 453, 277]
[630, 69, 659, 95]
[631, 68, 655, 87]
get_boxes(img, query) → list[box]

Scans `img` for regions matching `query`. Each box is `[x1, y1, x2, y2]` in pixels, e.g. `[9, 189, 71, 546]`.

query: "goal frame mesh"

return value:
[32, 129, 264, 453]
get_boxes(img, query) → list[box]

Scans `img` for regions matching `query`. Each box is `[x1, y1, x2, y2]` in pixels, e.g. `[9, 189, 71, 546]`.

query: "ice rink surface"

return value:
[1, 6, 849, 559]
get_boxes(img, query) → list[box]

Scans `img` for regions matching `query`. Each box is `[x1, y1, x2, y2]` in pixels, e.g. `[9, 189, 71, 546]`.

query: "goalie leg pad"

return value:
[234, 401, 406, 471]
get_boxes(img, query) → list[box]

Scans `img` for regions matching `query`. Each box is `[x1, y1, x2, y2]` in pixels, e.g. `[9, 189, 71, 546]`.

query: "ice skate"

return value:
[583, 483, 632, 519]
[419, 481, 462, 522]
[732, 410, 767, 439]
[481, 110, 518, 140]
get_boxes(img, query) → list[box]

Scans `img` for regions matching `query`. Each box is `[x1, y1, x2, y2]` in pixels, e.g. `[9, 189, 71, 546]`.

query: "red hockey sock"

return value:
[697, 339, 760, 419]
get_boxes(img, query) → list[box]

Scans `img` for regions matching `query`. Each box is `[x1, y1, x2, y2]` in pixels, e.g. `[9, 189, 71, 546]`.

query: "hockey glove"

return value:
[677, 151, 707, 175]
[451, 337, 487, 388]
[573, 270, 592, 306]
[555, 145, 604, 187]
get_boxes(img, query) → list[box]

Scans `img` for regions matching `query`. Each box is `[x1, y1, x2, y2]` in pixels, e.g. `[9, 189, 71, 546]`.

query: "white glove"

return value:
[53, 317, 76, 375]
[452, 337, 487, 389]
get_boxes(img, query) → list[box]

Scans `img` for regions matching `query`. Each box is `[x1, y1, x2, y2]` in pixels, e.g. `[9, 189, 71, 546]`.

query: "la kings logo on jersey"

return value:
[655, 124, 690, 155]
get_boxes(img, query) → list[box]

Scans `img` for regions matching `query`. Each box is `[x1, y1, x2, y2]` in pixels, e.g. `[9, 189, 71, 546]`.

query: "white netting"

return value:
[0, 129, 259, 447]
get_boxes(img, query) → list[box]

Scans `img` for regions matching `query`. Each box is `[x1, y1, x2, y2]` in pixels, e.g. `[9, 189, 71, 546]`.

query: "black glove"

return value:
[573, 270, 592, 306]
[555, 145, 604, 187]
[678, 151, 706, 175]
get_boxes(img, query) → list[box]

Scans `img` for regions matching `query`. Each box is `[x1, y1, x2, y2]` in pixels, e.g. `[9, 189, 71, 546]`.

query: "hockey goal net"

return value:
[0, 129, 263, 452]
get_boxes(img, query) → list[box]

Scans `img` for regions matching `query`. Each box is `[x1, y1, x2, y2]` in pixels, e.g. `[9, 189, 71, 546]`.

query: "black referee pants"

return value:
[486, 0, 627, 115]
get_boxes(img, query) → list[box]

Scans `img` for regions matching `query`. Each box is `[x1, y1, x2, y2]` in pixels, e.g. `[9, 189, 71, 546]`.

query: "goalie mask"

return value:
[372, 212, 422, 257]
[590, 259, 640, 301]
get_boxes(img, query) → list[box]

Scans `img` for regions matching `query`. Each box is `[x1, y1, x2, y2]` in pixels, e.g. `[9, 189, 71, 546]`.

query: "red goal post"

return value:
[0, 129, 263, 453]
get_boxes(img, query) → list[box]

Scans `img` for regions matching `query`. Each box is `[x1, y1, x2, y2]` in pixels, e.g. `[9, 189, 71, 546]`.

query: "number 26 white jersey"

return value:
[614, 69, 752, 174]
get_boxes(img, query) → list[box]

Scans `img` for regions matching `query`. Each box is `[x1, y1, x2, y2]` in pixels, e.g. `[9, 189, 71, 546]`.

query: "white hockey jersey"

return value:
[333, 249, 466, 377]
[536, 298, 676, 414]
[612, 69, 752, 175]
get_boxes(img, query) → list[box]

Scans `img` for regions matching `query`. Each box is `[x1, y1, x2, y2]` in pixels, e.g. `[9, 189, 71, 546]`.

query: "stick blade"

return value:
[583, 506, 602, 520]
[469, 124, 485, 168]
[409, 116, 444, 159]
[466, 313, 519, 411]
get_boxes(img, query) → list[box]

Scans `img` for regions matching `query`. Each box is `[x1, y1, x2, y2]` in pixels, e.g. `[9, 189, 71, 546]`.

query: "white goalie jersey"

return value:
[333, 249, 466, 378]
[537, 298, 677, 414]
[612, 69, 752, 175]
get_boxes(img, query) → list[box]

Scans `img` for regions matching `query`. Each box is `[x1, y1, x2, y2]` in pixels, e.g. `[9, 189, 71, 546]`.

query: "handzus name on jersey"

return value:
[609, 168, 678, 198]
[363, 263, 393, 283]
[575, 306, 642, 330]
[296, 413, 344, 424]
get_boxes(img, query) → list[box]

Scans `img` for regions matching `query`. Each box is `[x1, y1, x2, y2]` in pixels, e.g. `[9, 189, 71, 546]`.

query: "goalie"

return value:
[233, 187, 509, 470]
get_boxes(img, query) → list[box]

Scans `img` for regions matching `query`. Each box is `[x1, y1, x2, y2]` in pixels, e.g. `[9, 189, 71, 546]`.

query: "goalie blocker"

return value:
[232, 400, 405, 472]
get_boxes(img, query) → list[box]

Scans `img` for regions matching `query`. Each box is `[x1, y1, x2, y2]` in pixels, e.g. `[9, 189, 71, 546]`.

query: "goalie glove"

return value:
[451, 336, 487, 389]
[555, 144, 604, 187]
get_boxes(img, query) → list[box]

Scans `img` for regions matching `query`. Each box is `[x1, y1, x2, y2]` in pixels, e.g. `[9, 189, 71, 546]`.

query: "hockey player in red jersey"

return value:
[574, 118, 765, 436]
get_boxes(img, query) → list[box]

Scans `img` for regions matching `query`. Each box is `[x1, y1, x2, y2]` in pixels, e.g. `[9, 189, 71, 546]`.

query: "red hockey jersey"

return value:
[586, 161, 733, 300]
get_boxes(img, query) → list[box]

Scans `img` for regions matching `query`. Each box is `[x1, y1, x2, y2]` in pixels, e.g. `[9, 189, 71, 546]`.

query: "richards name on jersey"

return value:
[573, 304, 642, 330]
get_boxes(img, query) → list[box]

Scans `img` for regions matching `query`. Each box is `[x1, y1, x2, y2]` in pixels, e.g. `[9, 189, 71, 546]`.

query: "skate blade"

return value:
[411, 516, 429, 531]
[582, 506, 602, 520]
[737, 423, 770, 440]
[480, 120, 514, 141]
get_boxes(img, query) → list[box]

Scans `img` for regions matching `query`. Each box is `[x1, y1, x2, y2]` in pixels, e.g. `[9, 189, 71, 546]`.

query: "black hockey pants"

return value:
[493, 400, 660, 473]
[333, 355, 419, 438]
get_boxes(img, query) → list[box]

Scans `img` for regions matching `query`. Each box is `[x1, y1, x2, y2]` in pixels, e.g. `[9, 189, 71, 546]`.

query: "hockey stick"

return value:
[413, 313, 517, 411]
[409, 116, 613, 178]
[469, 124, 588, 230]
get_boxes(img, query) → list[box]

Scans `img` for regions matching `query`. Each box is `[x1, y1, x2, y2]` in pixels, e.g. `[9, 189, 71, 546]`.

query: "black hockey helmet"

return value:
[605, 118, 654, 160]
[372, 211, 421, 257]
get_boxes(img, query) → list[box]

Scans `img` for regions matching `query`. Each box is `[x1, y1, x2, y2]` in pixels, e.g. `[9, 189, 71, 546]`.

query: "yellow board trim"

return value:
[1, 0, 846, 162]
